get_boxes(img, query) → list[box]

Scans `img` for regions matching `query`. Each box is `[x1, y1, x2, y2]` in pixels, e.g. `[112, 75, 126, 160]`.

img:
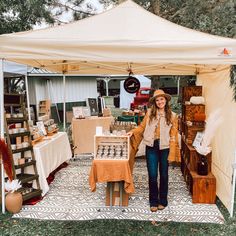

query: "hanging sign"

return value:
[124, 76, 140, 94]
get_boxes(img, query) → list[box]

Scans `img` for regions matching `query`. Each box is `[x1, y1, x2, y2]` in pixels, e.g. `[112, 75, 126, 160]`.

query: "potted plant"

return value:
[5, 179, 23, 213]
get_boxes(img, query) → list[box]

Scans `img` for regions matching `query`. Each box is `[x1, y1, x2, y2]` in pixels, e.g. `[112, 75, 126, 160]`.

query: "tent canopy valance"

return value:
[0, 0, 235, 75]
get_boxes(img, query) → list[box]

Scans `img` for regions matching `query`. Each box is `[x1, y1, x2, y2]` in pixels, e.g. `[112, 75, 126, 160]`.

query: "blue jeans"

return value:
[146, 139, 169, 207]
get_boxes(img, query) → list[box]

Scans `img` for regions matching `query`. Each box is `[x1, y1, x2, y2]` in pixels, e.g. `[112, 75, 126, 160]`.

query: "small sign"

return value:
[36, 121, 47, 136]
[73, 106, 91, 118]
[124, 76, 140, 94]
[192, 132, 204, 148]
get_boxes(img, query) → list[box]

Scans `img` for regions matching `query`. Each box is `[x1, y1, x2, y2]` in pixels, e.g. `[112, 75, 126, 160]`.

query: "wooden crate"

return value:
[94, 135, 129, 160]
[182, 104, 205, 122]
[105, 182, 129, 206]
[192, 121, 205, 127]
[190, 171, 216, 204]
[110, 121, 137, 133]
[182, 86, 202, 103]
[184, 123, 205, 144]
[38, 100, 51, 118]
[181, 138, 211, 172]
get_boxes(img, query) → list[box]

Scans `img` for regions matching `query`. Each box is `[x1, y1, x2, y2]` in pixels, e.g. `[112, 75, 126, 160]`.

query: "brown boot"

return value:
[150, 206, 158, 212]
[157, 205, 165, 210]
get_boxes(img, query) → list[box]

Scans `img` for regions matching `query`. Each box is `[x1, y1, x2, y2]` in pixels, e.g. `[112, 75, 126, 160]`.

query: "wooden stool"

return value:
[105, 181, 129, 207]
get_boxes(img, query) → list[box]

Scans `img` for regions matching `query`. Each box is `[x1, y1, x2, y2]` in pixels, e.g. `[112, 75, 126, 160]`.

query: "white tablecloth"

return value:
[26, 132, 72, 196]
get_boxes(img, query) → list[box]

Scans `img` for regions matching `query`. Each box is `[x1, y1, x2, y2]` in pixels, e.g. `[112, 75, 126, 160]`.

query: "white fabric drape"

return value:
[197, 67, 236, 213]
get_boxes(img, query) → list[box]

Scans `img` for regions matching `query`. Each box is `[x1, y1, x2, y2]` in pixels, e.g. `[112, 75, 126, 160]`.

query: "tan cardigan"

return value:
[128, 109, 180, 172]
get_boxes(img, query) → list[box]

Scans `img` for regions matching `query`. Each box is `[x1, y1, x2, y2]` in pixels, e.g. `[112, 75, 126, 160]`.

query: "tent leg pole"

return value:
[177, 76, 180, 96]
[230, 150, 236, 217]
[230, 169, 236, 217]
[63, 74, 66, 131]
[25, 71, 31, 121]
[0, 58, 6, 214]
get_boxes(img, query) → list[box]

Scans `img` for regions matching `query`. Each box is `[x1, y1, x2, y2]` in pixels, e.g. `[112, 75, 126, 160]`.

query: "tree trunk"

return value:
[150, 75, 160, 97]
[150, 0, 160, 15]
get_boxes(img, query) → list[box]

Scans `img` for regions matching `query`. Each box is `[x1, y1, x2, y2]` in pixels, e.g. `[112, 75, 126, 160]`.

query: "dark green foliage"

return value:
[0, 0, 99, 34]
[0, 0, 57, 34]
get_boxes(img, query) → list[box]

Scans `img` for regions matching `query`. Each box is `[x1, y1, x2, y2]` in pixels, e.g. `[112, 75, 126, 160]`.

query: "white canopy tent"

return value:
[0, 0, 236, 215]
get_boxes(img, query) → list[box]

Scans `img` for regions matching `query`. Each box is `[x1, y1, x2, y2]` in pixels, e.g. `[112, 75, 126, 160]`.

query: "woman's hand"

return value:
[126, 131, 133, 137]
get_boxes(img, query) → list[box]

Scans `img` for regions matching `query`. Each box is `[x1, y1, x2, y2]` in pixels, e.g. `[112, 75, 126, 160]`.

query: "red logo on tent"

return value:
[221, 48, 230, 56]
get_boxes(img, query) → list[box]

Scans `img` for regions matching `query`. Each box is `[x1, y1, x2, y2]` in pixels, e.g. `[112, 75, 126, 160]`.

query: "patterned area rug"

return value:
[13, 158, 224, 223]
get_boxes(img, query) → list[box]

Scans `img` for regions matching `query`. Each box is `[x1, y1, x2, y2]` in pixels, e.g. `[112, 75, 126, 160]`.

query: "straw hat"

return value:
[150, 89, 171, 103]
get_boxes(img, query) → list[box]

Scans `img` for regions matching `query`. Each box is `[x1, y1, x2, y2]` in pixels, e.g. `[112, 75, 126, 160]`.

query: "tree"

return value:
[0, 0, 98, 35]
[167, 0, 236, 38]
[0, 0, 56, 34]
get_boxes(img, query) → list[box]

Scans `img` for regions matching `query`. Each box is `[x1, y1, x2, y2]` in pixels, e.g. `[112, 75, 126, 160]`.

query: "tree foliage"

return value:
[0, 0, 97, 34]
[1, 0, 235, 37]
[0, 0, 56, 34]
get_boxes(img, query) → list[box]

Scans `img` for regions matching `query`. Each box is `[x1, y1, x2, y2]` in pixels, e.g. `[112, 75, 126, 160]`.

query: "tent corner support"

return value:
[0, 58, 6, 214]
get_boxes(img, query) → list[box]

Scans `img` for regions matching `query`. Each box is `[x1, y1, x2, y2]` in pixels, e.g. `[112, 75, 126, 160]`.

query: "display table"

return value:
[26, 132, 72, 196]
[72, 116, 114, 155]
[89, 159, 134, 194]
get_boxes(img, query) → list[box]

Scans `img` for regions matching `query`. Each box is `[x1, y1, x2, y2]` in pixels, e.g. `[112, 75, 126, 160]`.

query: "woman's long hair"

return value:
[149, 98, 172, 125]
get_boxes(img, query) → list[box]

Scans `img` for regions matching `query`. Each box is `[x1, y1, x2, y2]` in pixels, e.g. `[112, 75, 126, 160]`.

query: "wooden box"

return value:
[190, 171, 216, 204]
[182, 104, 205, 122]
[72, 117, 114, 155]
[184, 123, 205, 144]
[94, 135, 130, 160]
[182, 86, 202, 103]
[110, 121, 137, 133]
[181, 138, 211, 173]
[105, 182, 129, 206]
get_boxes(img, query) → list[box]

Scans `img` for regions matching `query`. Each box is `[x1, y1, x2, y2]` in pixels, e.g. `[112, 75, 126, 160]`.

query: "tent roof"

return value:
[0, 0, 235, 75]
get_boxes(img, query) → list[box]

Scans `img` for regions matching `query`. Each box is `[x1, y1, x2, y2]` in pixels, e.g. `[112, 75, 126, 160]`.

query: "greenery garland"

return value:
[230, 65, 236, 102]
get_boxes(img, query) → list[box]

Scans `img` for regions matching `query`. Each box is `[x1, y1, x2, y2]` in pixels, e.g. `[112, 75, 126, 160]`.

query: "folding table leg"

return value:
[109, 182, 113, 207]
[119, 181, 124, 207]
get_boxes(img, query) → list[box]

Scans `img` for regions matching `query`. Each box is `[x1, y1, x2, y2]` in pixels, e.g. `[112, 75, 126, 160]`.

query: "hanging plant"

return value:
[230, 65, 236, 102]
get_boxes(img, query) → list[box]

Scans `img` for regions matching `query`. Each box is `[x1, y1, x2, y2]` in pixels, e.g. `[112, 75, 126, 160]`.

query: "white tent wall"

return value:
[4, 61, 27, 75]
[197, 67, 236, 212]
[50, 77, 98, 103]
[28, 77, 98, 105]
[120, 75, 151, 109]
[26, 77, 47, 108]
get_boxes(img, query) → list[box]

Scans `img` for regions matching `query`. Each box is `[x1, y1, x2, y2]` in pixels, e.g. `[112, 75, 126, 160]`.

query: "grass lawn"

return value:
[0, 197, 236, 236]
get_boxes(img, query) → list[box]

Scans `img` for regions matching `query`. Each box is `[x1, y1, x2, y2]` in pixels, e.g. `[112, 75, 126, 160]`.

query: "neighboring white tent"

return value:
[0, 0, 236, 215]
[120, 75, 151, 109]
[4, 61, 27, 76]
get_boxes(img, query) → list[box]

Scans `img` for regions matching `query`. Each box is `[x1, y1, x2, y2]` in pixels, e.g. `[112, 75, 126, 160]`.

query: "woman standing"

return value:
[127, 89, 178, 212]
